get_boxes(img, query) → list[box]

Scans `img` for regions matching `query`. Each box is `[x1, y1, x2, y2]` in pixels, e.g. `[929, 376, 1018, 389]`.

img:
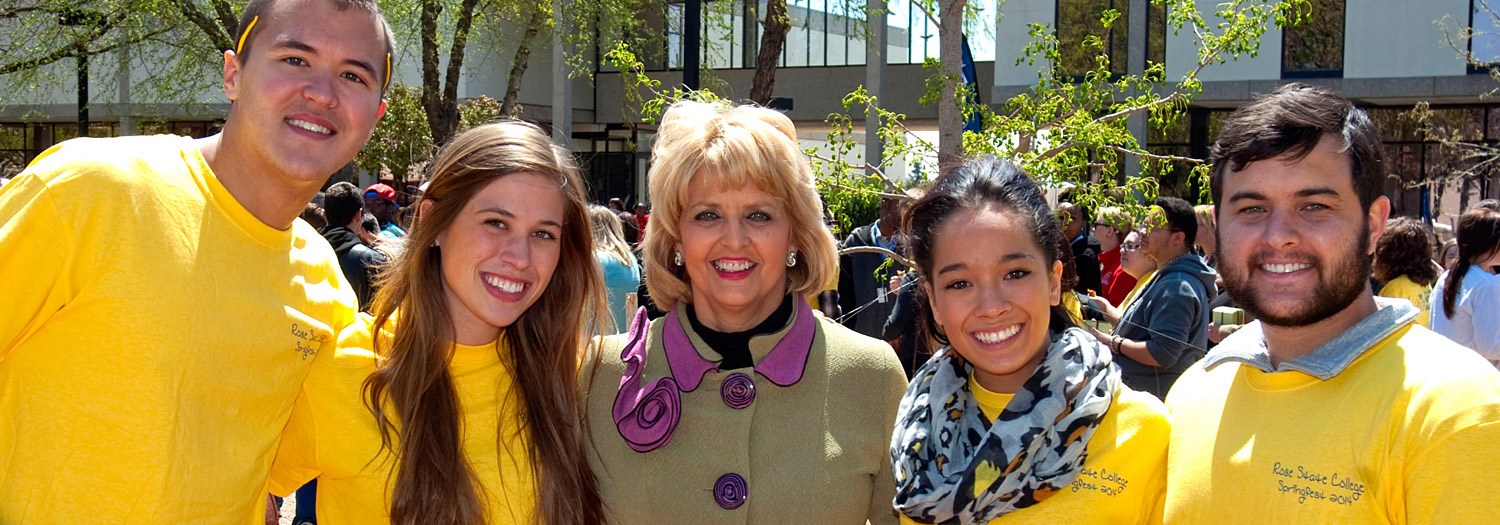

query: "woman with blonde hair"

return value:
[589, 204, 642, 334]
[582, 100, 907, 523]
[270, 121, 606, 524]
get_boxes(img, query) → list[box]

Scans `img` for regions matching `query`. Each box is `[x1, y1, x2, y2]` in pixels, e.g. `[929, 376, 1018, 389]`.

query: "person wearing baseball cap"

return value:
[364, 182, 406, 238]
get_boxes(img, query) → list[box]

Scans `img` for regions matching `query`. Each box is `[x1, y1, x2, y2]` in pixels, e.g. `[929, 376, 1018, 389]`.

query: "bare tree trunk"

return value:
[421, 0, 482, 147]
[749, 0, 789, 106]
[502, 7, 550, 116]
[936, 0, 966, 168]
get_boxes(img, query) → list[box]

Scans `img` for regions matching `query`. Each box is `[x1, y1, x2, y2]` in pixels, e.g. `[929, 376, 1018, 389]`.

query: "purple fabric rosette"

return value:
[613, 308, 683, 453]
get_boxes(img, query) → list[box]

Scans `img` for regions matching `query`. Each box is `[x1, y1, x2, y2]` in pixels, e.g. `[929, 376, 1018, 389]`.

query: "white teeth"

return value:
[975, 325, 1021, 344]
[287, 119, 332, 135]
[1261, 263, 1311, 274]
[713, 260, 754, 272]
[483, 275, 525, 293]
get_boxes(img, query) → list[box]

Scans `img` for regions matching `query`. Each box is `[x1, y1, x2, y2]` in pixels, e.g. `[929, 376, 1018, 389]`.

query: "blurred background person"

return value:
[1089, 230, 1159, 327]
[1193, 204, 1218, 268]
[1374, 216, 1439, 328]
[1095, 206, 1136, 306]
[1058, 202, 1102, 294]
[1431, 201, 1500, 368]
[1440, 238, 1461, 270]
[590, 204, 642, 335]
[839, 191, 912, 340]
[363, 183, 406, 239]
[323, 182, 390, 312]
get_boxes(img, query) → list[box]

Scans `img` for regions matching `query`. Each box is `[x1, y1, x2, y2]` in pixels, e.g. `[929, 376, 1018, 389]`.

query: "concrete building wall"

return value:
[992, 0, 1055, 91]
[1346, 0, 1468, 79]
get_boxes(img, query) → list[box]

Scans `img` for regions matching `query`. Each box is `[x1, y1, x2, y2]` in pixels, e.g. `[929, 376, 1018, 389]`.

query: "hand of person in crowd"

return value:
[1088, 295, 1123, 325]
[1084, 322, 1113, 350]
[1208, 322, 1242, 344]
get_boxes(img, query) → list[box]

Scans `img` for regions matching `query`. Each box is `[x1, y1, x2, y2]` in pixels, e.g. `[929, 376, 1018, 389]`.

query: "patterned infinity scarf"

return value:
[890, 327, 1119, 524]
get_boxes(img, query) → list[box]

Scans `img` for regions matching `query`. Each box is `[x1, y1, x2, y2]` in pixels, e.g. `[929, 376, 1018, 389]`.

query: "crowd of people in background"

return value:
[1, 0, 1497, 521]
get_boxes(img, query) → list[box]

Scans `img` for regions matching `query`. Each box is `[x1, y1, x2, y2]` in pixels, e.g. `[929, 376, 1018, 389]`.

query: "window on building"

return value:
[1057, 0, 1129, 78]
[1281, 0, 1344, 78]
[1470, 0, 1500, 68]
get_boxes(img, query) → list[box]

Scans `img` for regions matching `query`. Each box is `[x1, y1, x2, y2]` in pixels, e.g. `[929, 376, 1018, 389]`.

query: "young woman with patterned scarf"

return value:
[890, 156, 1171, 524]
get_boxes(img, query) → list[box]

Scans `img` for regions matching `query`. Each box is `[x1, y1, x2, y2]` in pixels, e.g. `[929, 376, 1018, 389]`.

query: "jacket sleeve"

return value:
[1139, 274, 1206, 369]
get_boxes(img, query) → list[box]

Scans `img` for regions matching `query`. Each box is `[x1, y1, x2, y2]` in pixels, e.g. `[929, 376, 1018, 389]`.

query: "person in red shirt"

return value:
[1095, 207, 1137, 306]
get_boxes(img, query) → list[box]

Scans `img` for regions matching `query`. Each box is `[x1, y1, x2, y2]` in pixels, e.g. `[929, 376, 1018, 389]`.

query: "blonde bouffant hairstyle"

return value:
[642, 99, 838, 312]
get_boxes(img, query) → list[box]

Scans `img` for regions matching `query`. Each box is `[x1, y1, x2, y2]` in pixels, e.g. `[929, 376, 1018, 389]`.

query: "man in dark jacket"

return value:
[838, 194, 909, 340]
[1059, 202, 1102, 294]
[1099, 196, 1217, 398]
[324, 182, 388, 311]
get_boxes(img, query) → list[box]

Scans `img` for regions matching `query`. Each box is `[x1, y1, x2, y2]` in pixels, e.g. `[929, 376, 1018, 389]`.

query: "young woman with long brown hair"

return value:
[269, 121, 606, 524]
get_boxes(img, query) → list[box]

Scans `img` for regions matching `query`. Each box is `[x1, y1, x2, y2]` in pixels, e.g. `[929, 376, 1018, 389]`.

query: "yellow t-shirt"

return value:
[0, 136, 356, 523]
[900, 376, 1169, 524]
[1164, 324, 1500, 522]
[1120, 271, 1157, 312]
[269, 314, 537, 524]
[1062, 292, 1083, 325]
[1377, 275, 1432, 328]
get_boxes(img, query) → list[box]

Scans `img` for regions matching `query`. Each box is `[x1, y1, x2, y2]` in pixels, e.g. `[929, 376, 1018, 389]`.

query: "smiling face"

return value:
[435, 173, 565, 345]
[222, 0, 388, 187]
[676, 173, 796, 332]
[1217, 135, 1388, 328]
[925, 205, 1063, 393]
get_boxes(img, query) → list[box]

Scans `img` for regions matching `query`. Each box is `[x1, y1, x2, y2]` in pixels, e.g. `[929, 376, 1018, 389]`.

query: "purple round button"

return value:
[721, 372, 756, 409]
[714, 472, 748, 509]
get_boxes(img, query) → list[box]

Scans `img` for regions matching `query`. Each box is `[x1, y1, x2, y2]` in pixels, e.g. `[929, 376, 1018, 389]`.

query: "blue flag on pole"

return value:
[961, 34, 982, 134]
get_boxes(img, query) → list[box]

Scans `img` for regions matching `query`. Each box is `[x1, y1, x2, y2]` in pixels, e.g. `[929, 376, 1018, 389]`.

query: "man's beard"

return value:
[1219, 226, 1372, 328]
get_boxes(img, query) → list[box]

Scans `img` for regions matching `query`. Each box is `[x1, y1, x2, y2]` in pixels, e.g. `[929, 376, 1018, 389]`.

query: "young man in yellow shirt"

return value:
[1164, 83, 1500, 522]
[0, 0, 392, 522]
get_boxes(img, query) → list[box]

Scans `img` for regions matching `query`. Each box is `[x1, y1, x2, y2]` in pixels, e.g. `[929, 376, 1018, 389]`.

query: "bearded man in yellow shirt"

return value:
[1164, 83, 1500, 522]
[0, 0, 392, 522]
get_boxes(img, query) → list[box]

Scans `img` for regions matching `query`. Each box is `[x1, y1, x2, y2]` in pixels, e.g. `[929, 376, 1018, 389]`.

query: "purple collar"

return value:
[612, 296, 816, 453]
[663, 296, 816, 391]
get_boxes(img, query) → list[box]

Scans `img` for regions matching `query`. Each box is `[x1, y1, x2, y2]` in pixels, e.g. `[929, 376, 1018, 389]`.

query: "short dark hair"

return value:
[233, 0, 396, 93]
[1210, 83, 1384, 213]
[361, 212, 379, 234]
[1155, 196, 1197, 248]
[1374, 216, 1438, 287]
[905, 156, 1076, 346]
[324, 181, 364, 227]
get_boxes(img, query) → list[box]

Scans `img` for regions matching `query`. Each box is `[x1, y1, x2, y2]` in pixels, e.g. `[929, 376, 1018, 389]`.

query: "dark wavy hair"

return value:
[1210, 83, 1384, 215]
[1373, 216, 1438, 287]
[904, 156, 1075, 348]
[1441, 203, 1500, 318]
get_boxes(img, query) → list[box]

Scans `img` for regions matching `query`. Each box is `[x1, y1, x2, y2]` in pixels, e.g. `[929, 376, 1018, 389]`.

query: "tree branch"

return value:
[1108, 145, 1204, 164]
[171, 0, 234, 52]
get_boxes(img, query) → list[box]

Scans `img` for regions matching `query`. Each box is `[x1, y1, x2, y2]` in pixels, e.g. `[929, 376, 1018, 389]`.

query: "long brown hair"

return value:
[363, 121, 606, 524]
[1441, 203, 1500, 318]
